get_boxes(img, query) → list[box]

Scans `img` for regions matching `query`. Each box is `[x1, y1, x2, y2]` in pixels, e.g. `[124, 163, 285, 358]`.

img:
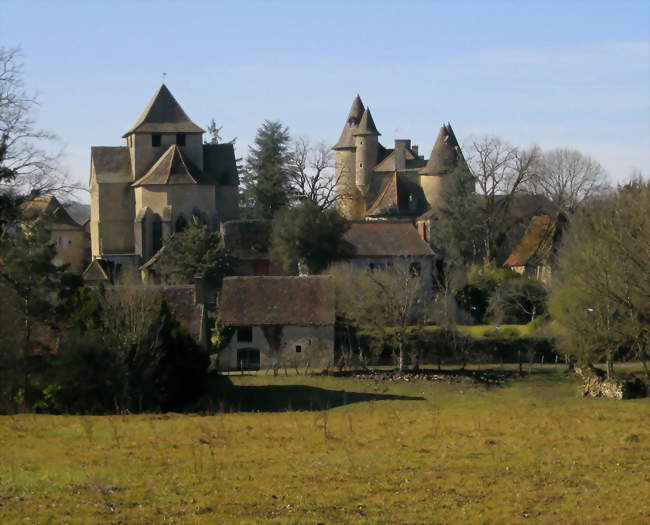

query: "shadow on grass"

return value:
[207, 375, 425, 412]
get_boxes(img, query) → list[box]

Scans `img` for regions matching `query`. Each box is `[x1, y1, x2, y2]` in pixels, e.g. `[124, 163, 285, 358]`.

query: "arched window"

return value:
[152, 215, 163, 253]
[175, 215, 188, 233]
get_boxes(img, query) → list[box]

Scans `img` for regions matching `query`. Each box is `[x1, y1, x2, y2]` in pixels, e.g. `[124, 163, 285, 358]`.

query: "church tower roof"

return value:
[123, 84, 204, 137]
[333, 95, 365, 150]
[353, 107, 381, 137]
[132, 144, 207, 186]
[419, 123, 464, 175]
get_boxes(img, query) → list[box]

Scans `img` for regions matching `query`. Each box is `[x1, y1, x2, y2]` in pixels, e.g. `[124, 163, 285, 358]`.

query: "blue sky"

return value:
[2, 0, 649, 201]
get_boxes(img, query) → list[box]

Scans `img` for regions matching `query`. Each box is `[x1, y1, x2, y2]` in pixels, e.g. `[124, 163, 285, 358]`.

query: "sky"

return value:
[2, 0, 649, 202]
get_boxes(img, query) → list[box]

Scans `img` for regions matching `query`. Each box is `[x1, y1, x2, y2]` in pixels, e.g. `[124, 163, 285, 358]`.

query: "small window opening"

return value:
[295, 345, 302, 353]
[152, 134, 161, 147]
[176, 133, 186, 146]
[237, 326, 253, 343]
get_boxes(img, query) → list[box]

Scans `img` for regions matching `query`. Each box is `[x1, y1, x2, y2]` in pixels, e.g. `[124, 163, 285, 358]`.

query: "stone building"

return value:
[333, 95, 468, 221]
[217, 276, 335, 371]
[88, 84, 239, 278]
[21, 195, 87, 273]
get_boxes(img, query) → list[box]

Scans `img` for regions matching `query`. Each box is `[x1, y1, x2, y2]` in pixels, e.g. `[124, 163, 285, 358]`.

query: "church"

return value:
[333, 95, 468, 221]
[87, 85, 239, 276]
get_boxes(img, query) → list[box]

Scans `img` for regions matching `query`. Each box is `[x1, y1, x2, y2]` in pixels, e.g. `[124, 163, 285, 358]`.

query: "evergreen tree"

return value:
[241, 120, 291, 219]
[155, 222, 235, 287]
[270, 200, 354, 274]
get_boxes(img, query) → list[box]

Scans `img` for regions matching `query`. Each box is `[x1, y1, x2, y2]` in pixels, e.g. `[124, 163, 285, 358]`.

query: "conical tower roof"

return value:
[420, 123, 464, 175]
[353, 107, 381, 137]
[124, 84, 204, 137]
[333, 95, 365, 150]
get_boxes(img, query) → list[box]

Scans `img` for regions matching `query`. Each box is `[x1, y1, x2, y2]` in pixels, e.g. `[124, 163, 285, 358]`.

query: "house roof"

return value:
[221, 220, 271, 261]
[365, 173, 428, 218]
[21, 195, 83, 231]
[132, 145, 210, 186]
[218, 276, 335, 326]
[420, 123, 465, 175]
[353, 107, 380, 136]
[504, 215, 557, 268]
[90, 146, 131, 183]
[344, 221, 434, 257]
[123, 84, 204, 137]
[333, 95, 365, 150]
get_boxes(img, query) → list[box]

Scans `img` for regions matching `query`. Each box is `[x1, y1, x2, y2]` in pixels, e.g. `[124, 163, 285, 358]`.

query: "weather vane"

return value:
[162, 72, 167, 84]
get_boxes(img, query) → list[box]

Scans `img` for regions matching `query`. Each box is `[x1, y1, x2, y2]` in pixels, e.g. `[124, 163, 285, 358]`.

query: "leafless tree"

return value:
[287, 137, 348, 210]
[525, 148, 610, 213]
[0, 47, 76, 198]
[465, 135, 541, 260]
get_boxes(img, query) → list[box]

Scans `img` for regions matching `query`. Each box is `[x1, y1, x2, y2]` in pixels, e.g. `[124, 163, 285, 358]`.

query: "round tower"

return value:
[353, 107, 380, 198]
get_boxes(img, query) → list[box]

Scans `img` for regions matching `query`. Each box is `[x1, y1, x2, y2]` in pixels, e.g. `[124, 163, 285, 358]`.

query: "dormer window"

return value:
[176, 134, 186, 147]
[152, 134, 161, 147]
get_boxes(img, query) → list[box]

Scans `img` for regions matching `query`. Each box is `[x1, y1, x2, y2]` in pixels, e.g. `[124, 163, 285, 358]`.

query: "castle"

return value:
[88, 85, 239, 274]
[333, 95, 467, 221]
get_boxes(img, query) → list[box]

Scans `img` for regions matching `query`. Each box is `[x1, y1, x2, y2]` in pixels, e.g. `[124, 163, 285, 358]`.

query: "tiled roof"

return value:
[365, 173, 428, 218]
[132, 145, 210, 186]
[504, 215, 556, 267]
[21, 195, 83, 230]
[344, 221, 434, 257]
[420, 123, 465, 175]
[218, 276, 335, 326]
[82, 259, 110, 281]
[90, 146, 131, 183]
[124, 84, 204, 136]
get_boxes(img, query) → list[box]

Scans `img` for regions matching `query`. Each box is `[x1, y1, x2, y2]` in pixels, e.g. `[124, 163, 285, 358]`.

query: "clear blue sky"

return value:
[3, 0, 649, 201]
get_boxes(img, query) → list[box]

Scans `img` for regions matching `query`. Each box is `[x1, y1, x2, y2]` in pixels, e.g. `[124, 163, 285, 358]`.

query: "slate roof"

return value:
[218, 276, 335, 326]
[132, 145, 210, 186]
[344, 221, 434, 257]
[21, 196, 83, 231]
[221, 220, 271, 261]
[124, 84, 204, 136]
[203, 143, 238, 186]
[333, 95, 365, 150]
[90, 146, 131, 183]
[420, 123, 465, 175]
[504, 215, 557, 268]
[353, 107, 380, 136]
[365, 173, 428, 218]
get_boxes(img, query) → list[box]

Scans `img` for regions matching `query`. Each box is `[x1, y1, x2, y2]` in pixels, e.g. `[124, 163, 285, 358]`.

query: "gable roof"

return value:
[333, 95, 365, 150]
[123, 84, 204, 137]
[420, 123, 465, 175]
[218, 276, 335, 326]
[353, 107, 380, 136]
[504, 215, 557, 268]
[365, 173, 429, 218]
[21, 195, 83, 230]
[344, 221, 434, 257]
[91, 146, 131, 183]
[132, 145, 209, 186]
[82, 259, 110, 282]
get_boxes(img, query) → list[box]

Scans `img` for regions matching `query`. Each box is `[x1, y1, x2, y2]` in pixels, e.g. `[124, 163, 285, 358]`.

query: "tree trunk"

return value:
[606, 355, 615, 379]
[398, 343, 404, 372]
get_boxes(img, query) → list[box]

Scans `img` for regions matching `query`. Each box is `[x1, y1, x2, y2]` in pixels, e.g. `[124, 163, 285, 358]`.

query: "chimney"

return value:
[411, 144, 419, 157]
[394, 139, 411, 171]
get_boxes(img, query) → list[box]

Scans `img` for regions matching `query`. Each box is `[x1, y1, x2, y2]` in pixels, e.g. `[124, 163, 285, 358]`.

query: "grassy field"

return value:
[1, 369, 649, 524]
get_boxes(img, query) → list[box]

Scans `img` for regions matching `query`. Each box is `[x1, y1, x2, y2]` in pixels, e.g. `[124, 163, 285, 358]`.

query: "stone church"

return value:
[87, 84, 239, 275]
[333, 95, 468, 221]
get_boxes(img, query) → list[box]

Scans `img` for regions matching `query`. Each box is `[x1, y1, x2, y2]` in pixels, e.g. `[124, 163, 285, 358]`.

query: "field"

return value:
[1, 368, 649, 524]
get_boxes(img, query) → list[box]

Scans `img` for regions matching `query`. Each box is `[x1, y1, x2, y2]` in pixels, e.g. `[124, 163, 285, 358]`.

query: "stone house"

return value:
[217, 276, 335, 371]
[20, 195, 87, 273]
[343, 221, 436, 289]
[88, 84, 239, 279]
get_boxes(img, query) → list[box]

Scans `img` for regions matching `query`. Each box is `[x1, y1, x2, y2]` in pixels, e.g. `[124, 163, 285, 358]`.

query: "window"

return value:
[152, 134, 161, 147]
[176, 133, 186, 146]
[237, 326, 253, 343]
[175, 215, 188, 233]
[409, 262, 422, 276]
[295, 345, 302, 353]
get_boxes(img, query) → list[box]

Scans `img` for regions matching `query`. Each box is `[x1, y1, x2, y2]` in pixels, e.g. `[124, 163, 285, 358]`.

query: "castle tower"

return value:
[333, 95, 365, 219]
[353, 107, 380, 197]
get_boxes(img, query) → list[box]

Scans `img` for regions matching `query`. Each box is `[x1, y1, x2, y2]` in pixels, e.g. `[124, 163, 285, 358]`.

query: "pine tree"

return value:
[240, 120, 291, 219]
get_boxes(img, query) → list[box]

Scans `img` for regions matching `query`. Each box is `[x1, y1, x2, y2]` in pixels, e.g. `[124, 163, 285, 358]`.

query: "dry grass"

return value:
[1, 370, 649, 524]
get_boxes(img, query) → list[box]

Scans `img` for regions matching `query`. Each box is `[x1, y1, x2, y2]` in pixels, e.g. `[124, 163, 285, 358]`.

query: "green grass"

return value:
[422, 323, 535, 339]
[1, 370, 649, 524]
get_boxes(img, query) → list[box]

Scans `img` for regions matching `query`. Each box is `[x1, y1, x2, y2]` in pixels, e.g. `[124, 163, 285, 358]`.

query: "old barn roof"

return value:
[124, 84, 204, 136]
[218, 276, 335, 326]
[344, 221, 434, 257]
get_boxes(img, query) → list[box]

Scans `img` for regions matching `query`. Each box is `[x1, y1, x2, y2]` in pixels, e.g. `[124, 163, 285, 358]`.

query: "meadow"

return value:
[1, 368, 649, 524]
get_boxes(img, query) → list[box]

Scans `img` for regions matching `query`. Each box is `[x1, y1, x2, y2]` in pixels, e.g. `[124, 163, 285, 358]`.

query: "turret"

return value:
[353, 107, 380, 196]
[333, 95, 365, 219]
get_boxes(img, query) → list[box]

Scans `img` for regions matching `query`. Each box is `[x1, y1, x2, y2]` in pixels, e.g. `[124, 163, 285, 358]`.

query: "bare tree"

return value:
[465, 135, 540, 261]
[287, 137, 348, 210]
[0, 47, 74, 198]
[526, 148, 610, 213]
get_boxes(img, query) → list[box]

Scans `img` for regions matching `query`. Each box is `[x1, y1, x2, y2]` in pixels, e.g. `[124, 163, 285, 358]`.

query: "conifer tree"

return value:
[240, 120, 291, 219]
